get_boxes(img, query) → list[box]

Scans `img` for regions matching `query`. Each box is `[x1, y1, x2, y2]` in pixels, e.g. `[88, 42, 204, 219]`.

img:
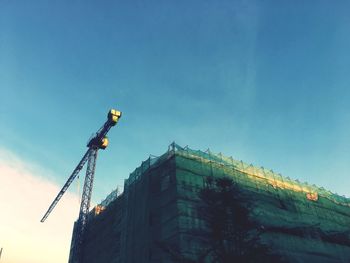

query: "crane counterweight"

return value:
[108, 109, 122, 125]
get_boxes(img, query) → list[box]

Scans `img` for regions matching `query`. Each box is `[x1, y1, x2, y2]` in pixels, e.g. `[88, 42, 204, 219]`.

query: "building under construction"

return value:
[72, 143, 350, 263]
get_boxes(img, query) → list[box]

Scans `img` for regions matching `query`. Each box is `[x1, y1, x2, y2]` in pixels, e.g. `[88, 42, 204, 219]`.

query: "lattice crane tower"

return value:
[40, 109, 122, 263]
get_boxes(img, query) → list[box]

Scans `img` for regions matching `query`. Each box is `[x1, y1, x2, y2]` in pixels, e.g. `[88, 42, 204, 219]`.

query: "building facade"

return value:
[73, 144, 350, 263]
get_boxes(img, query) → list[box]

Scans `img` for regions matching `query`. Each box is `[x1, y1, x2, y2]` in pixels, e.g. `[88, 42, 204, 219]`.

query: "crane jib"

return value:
[40, 149, 91, 223]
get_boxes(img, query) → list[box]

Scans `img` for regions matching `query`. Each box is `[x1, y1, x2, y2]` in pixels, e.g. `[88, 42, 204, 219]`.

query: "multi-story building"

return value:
[72, 143, 350, 262]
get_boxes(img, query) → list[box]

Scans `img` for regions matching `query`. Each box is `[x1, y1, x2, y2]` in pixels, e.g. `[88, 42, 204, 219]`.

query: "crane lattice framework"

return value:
[40, 109, 122, 263]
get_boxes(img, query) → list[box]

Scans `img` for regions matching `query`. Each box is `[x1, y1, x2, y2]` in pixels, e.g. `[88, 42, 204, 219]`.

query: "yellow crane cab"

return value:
[100, 136, 109, 150]
[87, 135, 109, 150]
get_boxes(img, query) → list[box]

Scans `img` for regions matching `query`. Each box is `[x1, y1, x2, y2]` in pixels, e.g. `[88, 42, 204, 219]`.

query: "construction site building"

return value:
[74, 143, 350, 262]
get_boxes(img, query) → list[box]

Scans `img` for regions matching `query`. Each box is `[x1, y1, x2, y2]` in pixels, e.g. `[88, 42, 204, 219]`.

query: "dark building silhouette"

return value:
[71, 143, 350, 263]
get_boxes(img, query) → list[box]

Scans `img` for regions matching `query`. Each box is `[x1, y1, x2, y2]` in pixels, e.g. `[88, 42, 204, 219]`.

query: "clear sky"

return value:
[1, 1, 350, 262]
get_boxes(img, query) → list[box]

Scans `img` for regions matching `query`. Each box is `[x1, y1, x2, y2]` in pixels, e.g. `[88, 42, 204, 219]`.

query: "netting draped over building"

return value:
[172, 143, 349, 207]
[80, 143, 350, 263]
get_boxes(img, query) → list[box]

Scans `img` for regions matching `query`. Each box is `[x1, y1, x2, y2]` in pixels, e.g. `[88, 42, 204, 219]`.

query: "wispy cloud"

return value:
[0, 148, 79, 263]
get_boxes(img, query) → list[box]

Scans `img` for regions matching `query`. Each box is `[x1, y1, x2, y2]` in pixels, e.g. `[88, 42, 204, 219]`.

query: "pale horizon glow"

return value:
[0, 148, 79, 263]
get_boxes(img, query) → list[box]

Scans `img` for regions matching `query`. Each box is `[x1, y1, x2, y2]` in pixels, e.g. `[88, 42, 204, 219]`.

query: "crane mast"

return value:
[41, 109, 122, 263]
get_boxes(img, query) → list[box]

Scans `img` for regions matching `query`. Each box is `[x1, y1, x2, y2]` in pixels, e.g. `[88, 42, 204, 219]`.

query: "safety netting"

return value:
[80, 143, 350, 263]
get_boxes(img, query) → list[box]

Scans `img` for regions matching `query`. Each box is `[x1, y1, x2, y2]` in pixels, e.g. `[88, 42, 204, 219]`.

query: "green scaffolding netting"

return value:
[79, 143, 350, 263]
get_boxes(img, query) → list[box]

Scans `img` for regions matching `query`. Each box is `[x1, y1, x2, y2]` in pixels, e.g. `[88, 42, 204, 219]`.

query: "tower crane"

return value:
[40, 109, 122, 263]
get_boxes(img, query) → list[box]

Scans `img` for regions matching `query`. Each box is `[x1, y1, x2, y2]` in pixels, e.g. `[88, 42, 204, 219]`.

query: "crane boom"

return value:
[40, 149, 91, 223]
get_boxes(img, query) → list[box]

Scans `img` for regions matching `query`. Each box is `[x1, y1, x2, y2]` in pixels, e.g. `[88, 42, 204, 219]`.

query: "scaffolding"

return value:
[81, 143, 350, 263]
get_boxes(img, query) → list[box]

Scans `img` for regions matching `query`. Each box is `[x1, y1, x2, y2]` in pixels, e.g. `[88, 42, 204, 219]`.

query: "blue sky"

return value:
[1, 0, 350, 206]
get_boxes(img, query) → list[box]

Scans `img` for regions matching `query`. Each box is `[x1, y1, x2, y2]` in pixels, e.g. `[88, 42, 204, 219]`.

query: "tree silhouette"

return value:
[160, 176, 284, 263]
[196, 176, 282, 263]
